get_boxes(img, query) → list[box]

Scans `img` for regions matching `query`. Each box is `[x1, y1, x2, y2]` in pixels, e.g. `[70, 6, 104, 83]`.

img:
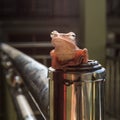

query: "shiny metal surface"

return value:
[0, 43, 49, 119]
[16, 94, 37, 120]
[49, 60, 105, 120]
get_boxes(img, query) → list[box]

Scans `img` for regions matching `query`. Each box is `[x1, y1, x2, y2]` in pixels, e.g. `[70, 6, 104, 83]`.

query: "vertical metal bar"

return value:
[105, 59, 111, 113]
[115, 59, 119, 118]
[16, 94, 37, 120]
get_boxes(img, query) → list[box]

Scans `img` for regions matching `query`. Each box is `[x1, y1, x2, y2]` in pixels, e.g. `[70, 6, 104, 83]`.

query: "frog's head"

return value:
[50, 30, 76, 48]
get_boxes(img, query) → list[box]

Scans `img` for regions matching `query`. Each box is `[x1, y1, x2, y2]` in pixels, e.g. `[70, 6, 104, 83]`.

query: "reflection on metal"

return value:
[0, 43, 49, 119]
[49, 60, 106, 120]
[1, 43, 106, 120]
[16, 95, 37, 120]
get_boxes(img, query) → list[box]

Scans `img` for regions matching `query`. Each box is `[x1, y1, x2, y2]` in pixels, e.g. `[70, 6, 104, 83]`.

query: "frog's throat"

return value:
[52, 37, 76, 47]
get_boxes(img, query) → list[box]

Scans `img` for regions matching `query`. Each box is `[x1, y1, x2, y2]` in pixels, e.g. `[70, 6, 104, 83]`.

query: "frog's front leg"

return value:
[50, 50, 60, 69]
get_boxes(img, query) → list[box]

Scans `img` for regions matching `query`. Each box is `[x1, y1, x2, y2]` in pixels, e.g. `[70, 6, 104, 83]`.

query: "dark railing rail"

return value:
[0, 43, 49, 120]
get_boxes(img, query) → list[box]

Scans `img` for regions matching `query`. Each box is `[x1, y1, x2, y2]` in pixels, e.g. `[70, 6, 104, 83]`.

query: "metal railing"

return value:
[0, 43, 49, 120]
[105, 43, 120, 120]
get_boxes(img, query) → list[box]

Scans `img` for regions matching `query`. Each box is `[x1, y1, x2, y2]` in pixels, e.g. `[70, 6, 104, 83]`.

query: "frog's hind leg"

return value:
[75, 48, 88, 64]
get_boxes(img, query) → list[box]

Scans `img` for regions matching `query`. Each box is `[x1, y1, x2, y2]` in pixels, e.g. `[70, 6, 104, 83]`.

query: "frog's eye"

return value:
[68, 32, 76, 40]
[50, 30, 59, 38]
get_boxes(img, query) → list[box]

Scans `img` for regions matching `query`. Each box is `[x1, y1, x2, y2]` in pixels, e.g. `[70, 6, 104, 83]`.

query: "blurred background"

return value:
[0, 0, 120, 120]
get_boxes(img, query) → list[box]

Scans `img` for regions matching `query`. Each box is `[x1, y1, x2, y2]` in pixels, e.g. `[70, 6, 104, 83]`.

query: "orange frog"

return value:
[50, 30, 88, 69]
